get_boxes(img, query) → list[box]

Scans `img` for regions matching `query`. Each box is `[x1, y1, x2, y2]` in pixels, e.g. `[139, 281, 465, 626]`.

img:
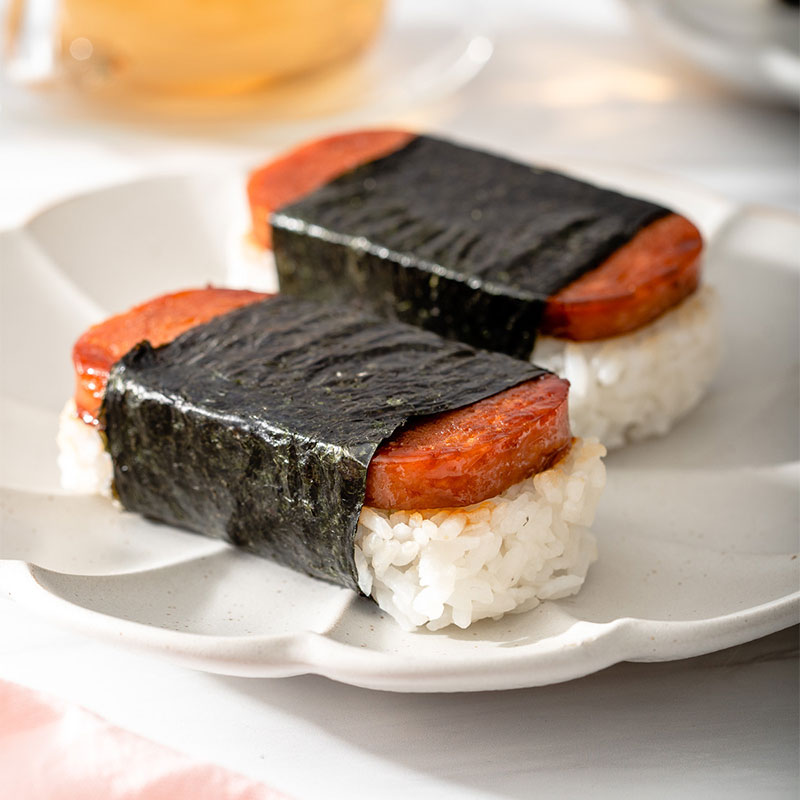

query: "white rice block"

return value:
[532, 286, 721, 450]
[57, 399, 112, 496]
[226, 234, 278, 293]
[355, 437, 605, 631]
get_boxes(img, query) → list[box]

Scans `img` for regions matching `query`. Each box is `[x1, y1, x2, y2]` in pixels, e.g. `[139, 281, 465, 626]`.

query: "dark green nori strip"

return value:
[102, 295, 547, 591]
[272, 135, 670, 358]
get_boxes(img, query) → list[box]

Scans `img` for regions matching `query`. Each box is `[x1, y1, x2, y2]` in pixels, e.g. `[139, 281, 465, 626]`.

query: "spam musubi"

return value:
[58, 288, 605, 630]
[245, 130, 721, 448]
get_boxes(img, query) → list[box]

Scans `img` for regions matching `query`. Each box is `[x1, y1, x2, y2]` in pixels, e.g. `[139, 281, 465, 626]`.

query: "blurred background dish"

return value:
[624, 0, 800, 106]
[2, 0, 493, 130]
[5, 0, 388, 92]
[57, 0, 387, 95]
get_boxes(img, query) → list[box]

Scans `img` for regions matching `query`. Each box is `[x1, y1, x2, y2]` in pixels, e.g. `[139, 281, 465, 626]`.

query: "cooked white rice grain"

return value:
[355, 437, 605, 631]
[227, 233, 278, 293]
[532, 286, 721, 450]
[57, 399, 112, 495]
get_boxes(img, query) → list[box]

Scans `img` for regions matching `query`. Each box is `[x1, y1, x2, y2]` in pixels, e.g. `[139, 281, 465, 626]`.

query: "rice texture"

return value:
[354, 438, 605, 631]
[57, 399, 113, 495]
[227, 233, 278, 293]
[532, 286, 721, 450]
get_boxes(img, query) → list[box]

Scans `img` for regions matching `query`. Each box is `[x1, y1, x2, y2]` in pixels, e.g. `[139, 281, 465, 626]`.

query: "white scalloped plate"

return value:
[1, 165, 798, 692]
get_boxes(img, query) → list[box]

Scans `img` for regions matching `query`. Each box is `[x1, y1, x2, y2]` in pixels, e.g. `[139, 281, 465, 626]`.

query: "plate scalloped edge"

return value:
[2, 561, 797, 692]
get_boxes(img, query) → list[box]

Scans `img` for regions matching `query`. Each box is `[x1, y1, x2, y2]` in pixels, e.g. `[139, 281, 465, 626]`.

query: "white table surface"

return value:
[1, 2, 798, 797]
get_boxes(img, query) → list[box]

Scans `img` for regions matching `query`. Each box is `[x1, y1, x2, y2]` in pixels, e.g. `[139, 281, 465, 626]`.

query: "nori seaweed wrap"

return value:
[102, 295, 547, 590]
[271, 135, 670, 358]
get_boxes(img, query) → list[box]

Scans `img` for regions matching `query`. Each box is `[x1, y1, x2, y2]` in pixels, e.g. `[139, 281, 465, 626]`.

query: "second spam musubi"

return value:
[58, 288, 606, 631]
[245, 131, 721, 448]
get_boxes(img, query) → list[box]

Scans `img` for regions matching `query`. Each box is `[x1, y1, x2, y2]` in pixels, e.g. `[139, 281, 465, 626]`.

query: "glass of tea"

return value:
[5, 0, 386, 95]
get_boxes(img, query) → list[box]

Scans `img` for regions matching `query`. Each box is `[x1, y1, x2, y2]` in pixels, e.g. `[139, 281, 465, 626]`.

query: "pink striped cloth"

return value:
[0, 679, 291, 799]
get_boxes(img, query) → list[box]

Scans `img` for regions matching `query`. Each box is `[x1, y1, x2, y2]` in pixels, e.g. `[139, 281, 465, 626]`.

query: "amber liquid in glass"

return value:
[59, 0, 386, 95]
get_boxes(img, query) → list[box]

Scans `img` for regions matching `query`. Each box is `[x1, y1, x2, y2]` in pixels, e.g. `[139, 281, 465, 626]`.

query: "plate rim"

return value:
[2, 560, 797, 691]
